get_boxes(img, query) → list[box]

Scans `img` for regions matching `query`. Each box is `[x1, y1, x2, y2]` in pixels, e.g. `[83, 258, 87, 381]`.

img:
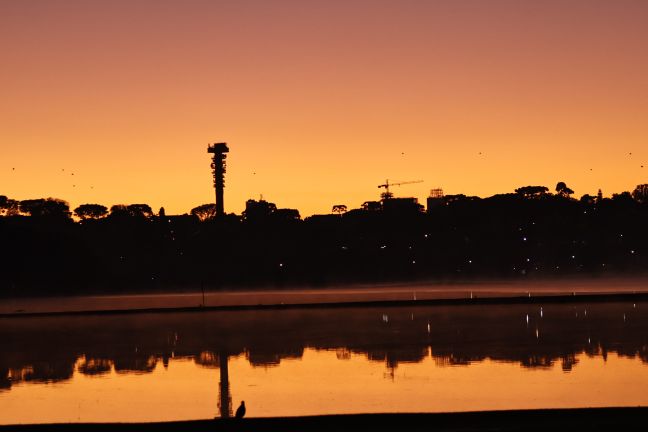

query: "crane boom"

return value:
[377, 179, 423, 200]
[377, 179, 423, 189]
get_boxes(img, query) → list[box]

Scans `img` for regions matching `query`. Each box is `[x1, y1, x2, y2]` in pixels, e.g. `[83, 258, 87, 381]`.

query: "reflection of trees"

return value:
[521, 356, 554, 369]
[247, 348, 304, 367]
[77, 358, 113, 376]
[336, 348, 351, 360]
[195, 351, 220, 368]
[114, 356, 158, 374]
[0, 369, 10, 389]
[366, 348, 428, 369]
[1, 301, 648, 391]
[6, 361, 77, 384]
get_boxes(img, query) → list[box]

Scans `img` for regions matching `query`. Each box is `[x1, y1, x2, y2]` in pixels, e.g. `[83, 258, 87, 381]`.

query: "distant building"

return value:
[243, 199, 300, 222]
[274, 208, 301, 221]
[361, 201, 382, 211]
[243, 199, 277, 222]
[427, 188, 444, 213]
[305, 214, 341, 224]
[382, 197, 424, 214]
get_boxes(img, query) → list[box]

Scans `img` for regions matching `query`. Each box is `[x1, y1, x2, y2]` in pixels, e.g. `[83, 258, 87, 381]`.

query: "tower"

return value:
[218, 352, 232, 418]
[207, 142, 229, 217]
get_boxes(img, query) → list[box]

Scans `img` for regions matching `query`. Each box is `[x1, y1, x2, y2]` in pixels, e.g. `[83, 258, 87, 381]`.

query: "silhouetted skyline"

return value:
[2, 185, 648, 296]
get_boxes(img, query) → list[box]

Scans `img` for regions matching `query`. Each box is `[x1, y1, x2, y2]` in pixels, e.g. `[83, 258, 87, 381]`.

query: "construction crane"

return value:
[377, 179, 423, 200]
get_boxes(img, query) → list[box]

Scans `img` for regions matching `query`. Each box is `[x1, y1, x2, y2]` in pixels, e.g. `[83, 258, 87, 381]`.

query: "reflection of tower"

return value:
[207, 143, 230, 217]
[218, 352, 233, 418]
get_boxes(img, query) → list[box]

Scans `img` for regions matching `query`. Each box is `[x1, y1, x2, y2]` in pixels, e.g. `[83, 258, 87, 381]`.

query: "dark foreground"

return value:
[1, 408, 647, 432]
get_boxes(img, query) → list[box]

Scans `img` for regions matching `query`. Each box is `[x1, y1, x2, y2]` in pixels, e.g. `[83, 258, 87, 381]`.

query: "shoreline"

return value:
[2, 289, 648, 319]
[1, 407, 647, 431]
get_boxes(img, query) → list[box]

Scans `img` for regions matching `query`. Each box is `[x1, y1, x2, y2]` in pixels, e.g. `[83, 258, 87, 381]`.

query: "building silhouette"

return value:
[207, 143, 229, 217]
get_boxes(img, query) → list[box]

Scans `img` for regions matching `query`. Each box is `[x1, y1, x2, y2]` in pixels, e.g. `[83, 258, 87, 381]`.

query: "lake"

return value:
[1, 300, 647, 424]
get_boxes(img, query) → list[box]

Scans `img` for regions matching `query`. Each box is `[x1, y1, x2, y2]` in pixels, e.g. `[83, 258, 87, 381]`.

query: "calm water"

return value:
[1, 301, 648, 424]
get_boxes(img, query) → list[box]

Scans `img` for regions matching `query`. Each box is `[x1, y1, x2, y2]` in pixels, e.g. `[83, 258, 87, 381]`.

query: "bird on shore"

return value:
[235, 401, 246, 419]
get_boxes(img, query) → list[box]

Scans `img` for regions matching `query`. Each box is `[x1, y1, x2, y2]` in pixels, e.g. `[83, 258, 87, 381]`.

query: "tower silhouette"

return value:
[207, 143, 229, 216]
[218, 352, 233, 418]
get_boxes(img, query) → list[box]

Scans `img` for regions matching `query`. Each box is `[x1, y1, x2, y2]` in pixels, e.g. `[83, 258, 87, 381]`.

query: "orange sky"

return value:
[1, 0, 647, 216]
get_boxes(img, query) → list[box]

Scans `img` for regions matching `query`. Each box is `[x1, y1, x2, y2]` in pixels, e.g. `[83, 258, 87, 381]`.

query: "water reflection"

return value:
[2, 301, 648, 422]
[1, 301, 647, 392]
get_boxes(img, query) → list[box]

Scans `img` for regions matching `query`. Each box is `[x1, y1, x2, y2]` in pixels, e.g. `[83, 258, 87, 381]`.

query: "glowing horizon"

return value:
[2, 1, 648, 216]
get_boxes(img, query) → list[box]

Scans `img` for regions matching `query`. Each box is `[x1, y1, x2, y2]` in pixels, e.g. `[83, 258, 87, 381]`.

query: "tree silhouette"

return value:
[580, 194, 595, 205]
[243, 199, 277, 222]
[109, 204, 129, 218]
[612, 191, 634, 203]
[0, 195, 20, 216]
[107, 204, 154, 219]
[74, 204, 108, 220]
[514, 186, 549, 198]
[190, 204, 217, 221]
[632, 184, 648, 203]
[127, 204, 154, 218]
[555, 182, 574, 198]
[332, 204, 347, 215]
[19, 198, 70, 218]
[275, 208, 301, 221]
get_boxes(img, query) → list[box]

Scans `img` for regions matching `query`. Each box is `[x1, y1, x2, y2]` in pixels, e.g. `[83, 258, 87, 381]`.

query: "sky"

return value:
[1, 0, 648, 216]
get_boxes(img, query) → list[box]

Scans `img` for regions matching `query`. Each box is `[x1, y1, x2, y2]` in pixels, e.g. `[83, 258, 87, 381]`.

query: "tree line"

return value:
[1, 182, 648, 297]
